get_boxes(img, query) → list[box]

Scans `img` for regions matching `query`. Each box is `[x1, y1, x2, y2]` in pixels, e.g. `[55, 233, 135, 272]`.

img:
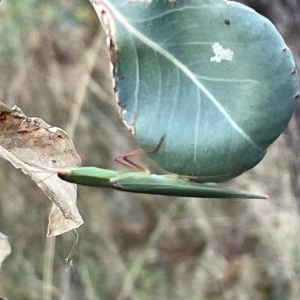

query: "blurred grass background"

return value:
[0, 0, 300, 299]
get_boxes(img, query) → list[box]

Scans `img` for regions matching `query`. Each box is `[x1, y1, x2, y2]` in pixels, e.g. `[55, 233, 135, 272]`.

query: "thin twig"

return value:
[66, 29, 106, 139]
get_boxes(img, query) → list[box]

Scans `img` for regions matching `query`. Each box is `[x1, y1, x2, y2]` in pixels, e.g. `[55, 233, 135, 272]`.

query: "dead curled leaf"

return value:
[0, 232, 11, 269]
[0, 101, 83, 236]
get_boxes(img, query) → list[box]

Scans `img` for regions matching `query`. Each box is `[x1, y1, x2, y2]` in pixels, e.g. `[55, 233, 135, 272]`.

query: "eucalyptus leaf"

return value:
[91, 0, 299, 182]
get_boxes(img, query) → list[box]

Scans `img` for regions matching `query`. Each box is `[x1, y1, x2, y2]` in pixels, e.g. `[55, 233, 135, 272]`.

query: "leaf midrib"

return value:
[106, 0, 261, 150]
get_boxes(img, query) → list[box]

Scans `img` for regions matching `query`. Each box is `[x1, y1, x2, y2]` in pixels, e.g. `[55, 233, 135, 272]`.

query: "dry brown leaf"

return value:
[0, 101, 83, 236]
[0, 232, 11, 268]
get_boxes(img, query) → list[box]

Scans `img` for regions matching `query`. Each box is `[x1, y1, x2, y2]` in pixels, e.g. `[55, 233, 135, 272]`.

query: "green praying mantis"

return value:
[58, 137, 267, 200]
[58, 166, 266, 199]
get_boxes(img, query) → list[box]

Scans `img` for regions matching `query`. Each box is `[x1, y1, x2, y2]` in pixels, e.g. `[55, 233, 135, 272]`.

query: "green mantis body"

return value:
[58, 167, 267, 199]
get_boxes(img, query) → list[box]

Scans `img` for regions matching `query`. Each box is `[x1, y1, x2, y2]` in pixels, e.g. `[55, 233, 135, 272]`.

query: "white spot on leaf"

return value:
[222, 0, 231, 5]
[48, 126, 59, 133]
[210, 42, 234, 63]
